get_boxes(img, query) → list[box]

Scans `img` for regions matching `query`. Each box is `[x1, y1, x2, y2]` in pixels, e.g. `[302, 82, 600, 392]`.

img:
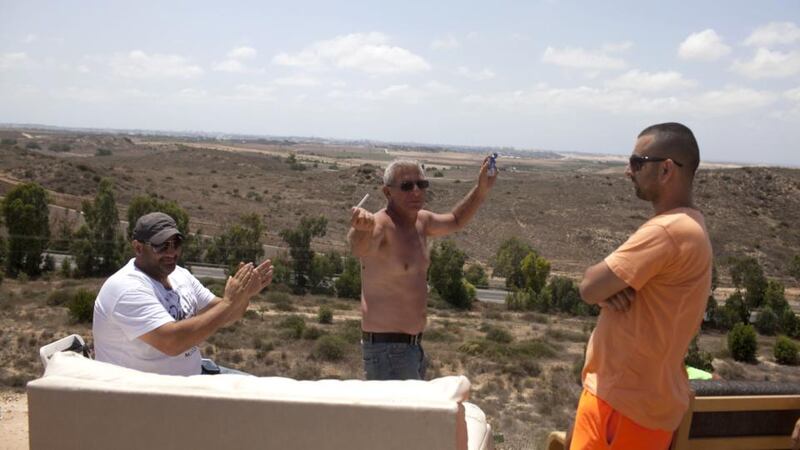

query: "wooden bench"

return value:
[547, 380, 800, 450]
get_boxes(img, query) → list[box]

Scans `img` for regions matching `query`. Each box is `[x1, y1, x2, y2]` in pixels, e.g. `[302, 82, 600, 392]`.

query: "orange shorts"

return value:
[569, 389, 672, 450]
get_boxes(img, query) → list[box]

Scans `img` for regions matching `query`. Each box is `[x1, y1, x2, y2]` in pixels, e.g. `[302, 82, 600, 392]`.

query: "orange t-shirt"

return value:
[581, 207, 712, 431]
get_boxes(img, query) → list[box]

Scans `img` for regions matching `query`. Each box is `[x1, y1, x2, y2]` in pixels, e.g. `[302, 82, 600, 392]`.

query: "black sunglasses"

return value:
[628, 154, 683, 172]
[392, 179, 430, 192]
[147, 237, 183, 254]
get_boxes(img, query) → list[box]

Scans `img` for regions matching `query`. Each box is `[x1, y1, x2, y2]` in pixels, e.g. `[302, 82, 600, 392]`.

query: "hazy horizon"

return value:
[1, 1, 799, 165]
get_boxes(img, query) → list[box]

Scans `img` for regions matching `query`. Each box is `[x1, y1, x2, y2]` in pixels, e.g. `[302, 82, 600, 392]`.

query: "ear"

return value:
[382, 185, 391, 200]
[132, 240, 144, 256]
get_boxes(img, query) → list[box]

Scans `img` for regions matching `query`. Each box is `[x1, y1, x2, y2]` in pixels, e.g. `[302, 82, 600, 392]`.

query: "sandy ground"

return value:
[0, 391, 28, 450]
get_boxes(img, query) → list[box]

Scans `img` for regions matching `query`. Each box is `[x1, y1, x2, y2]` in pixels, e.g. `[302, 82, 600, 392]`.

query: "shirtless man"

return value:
[348, 158, 496, 380]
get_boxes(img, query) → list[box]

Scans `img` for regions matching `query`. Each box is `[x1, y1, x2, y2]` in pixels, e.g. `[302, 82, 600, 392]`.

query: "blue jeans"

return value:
[362, 341, 426, 380]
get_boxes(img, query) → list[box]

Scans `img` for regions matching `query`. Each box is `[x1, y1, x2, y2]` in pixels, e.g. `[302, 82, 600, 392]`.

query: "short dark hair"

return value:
[638, 122, 700, 175]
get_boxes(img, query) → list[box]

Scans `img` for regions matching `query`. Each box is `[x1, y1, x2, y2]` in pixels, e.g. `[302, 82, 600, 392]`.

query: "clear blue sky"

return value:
[1, 0, 799, 165]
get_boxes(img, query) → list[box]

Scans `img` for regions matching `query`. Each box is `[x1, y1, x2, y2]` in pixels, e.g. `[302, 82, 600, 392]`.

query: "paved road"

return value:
[475, 288, 508, 304]
[190, 265, 227, 280]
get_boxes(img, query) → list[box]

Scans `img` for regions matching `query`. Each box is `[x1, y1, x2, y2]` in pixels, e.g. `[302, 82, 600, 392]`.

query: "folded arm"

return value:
[579, 261, 635, 312]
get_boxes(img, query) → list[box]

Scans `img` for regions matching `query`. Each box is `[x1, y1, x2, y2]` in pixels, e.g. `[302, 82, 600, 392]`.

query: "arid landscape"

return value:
[1, 127, 799, 449]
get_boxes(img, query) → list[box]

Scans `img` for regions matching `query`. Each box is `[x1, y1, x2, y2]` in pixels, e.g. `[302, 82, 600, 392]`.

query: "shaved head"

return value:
[638, 122, 700, 177]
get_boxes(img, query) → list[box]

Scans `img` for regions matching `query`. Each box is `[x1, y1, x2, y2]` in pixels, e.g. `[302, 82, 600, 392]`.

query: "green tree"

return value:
[763, 279, 789, 313]
[279, 216, 327, 293]
[492, 237, 533, 282]
[464, 264, 489, 288]
[70, 179, 126, 277]
[428, 239, 471, 309]
[548, 276, 583, 314]
[49, 211, 77, 252]
[520, 251, 551, 294]
[754, 306, 779, 336]
[724, 291, 750, 326]
[780, 310, 800, 339]
[774, 336, 799, 365]
[207, 214, 265, 273]
[309, 253, 336, 295]
[2, 182, 49, 277]
[684, 336, 714, 371]
[729, 256, 767, 309]
[727, 323, 757, 363]
[335, 254, 361, 299]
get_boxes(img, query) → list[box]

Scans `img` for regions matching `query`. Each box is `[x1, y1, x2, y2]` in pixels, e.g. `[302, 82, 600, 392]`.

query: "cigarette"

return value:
[355, 194, 369, 209]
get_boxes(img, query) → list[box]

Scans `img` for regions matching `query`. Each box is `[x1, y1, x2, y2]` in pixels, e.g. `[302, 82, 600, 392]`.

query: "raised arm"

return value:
[425, 156, 497, 237]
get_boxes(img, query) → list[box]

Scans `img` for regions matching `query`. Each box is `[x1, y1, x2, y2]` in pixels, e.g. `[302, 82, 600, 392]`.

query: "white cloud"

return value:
[273, 32, 430, 74]
[456, 66, 496, 81]
[228, 46, 257, 60]
[176, 88, 208, 99]
[691, 86, 777, 115]
[76, 64, 90, 73]
[460, 84, 775, 117]
[744, 22, 800, 47]
[607, 70, 697, 92]
[424, 80, 458, 95]
[785, 87, 800, 103]
[541, 46, 627, 70]
[110, 50, 203, 78]
[601, 41, 634, 53]
[222, 84, 275, 102]
[360, 84, 427, 104]
[431, 34, 460, 50]
[678, 29, 731, 61]
[732, 48, 800, 79]
[213, 59, 247, 73]
[22, 34, 38, 44]
[0, 52, 31, 70]
[273, 74, 320, 87]
[213, 46, 261, 73]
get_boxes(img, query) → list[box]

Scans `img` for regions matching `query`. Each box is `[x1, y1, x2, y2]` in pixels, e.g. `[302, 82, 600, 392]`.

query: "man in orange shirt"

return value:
[571, 123, 713, 449]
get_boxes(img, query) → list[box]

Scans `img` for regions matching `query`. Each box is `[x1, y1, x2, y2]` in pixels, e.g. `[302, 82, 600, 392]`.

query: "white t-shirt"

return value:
[93, 259, 216, 375]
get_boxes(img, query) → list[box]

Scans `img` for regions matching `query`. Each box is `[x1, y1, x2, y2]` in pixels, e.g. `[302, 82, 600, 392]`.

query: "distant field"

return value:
[1, 128, 799, 450]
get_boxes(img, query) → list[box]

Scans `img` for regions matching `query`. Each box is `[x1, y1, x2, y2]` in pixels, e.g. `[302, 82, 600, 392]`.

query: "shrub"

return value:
[335, 255, 361, 299]
[318, 306, 333, 324]
[773, 336, 799, 365]
[47, 289, 74, 306]
[727, 323, 757, 363]
[313, 335, 348, 361]
[684, 337, 714, 371]
[464, 264, 489, 288]
[428, 240, 471, 309]
[754, 307, 779, 335]
[277, 315, 306, 339]
[95, 148, 112, 156]
[68, 289, 95, 323]
[780, 310, 800, 339]
[485, 326, 513, 343]
[60, 259, 73, 278]
[303, 326, 324, 340]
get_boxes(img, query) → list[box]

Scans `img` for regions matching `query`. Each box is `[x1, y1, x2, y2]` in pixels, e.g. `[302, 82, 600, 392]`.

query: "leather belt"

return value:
[362, 332, 423, 345]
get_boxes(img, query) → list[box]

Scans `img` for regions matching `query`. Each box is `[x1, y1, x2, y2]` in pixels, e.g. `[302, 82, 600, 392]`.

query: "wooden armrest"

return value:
[547, 431, 567, 450]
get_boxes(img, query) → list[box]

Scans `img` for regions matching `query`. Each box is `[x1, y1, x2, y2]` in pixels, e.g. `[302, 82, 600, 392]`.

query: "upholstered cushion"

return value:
[44, 352, 472, 407]
[29, 352, 491, 450]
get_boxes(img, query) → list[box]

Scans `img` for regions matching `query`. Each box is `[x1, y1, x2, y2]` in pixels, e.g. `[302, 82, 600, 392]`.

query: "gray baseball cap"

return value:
[132, 212, 183, 245]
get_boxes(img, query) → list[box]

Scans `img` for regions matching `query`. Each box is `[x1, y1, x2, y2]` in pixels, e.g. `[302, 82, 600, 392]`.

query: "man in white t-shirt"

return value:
[93, 212, 273, 376]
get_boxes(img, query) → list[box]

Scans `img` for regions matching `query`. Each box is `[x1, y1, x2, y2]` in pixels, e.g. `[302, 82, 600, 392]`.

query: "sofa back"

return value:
[28, 352, 478, 450]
